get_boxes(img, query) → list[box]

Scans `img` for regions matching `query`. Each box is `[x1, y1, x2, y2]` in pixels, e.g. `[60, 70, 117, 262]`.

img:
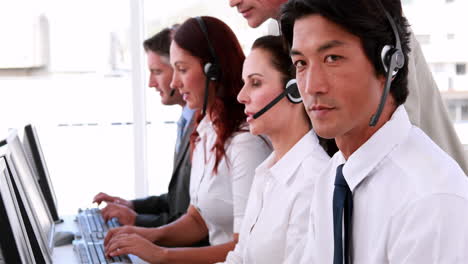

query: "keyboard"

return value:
[73, 240, 131, 264]
[73, 208, 132, 264]
[76, 208, 120, 241]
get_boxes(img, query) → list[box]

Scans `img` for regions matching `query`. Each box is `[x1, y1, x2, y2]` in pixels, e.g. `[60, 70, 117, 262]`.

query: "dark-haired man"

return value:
[228, 0, 468, 173]
[280, 0, 468, 262]
[93, 26, 196, 228]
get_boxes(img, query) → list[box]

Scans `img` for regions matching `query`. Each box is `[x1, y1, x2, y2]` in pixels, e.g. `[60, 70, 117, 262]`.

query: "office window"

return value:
[456, 63, 466, 75]
[462, 104, 468, 121]
[415, 34, 431, 45]
[446, 102, 457, 122]
[0, 0, 136, 215]
[432, 63, 446, 73]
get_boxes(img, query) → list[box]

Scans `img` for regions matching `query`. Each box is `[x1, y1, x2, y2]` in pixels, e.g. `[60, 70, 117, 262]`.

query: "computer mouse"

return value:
[54, 231, 75, 247]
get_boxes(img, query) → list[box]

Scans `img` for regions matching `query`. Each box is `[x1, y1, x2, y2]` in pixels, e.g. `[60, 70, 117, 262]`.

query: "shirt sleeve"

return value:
[388, 194, 468, 263]
[132, 194, 169, 214]
[228, 133, 271, 233]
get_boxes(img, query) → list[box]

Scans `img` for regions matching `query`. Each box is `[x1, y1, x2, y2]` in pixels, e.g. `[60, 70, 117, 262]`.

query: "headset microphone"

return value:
[253, 79, 302, 119]
[369, 8, 405, 127]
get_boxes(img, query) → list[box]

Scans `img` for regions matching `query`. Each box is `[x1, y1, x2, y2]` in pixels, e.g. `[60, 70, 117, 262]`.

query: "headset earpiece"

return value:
[203, 63, 212, 76]
[204, 62, 220, 81]
[285, 79, 302, 104]
[381, 45, 396, 76]
[195, 16, 222, 116]
[381, 45, 404, 77]
[196, 17, 221, 82]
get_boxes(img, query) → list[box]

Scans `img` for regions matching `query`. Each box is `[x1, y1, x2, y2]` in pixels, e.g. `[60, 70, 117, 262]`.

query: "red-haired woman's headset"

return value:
[195, 16, 222, 117]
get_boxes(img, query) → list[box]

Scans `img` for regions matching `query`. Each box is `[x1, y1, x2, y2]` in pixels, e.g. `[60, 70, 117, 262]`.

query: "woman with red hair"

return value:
[104, 16, 271, 263]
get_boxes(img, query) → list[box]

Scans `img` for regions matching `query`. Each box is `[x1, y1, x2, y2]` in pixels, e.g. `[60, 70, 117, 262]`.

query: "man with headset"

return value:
[279, 0, 468, 262]
[93, 26, 196, 229]
[228, 0, 468, 173]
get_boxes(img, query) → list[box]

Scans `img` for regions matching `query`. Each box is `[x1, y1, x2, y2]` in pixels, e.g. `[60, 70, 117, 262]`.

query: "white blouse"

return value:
[221, 130, 330, 264]
[190, 117, 272, 246]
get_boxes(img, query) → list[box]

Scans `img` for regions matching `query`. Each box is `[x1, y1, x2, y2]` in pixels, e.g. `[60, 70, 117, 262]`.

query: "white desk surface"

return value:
[52, 215, 147, 264]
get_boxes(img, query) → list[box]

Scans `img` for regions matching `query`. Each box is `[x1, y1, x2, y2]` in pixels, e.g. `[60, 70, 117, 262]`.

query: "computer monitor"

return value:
[0, 157, 35, 264]
[1, 130, 54, 263]
[23, 124, 60, 222]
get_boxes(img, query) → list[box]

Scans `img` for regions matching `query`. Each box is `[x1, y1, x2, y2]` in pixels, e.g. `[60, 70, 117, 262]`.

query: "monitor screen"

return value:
[23, 124, 60, 222]
[2, 130, 54, 263]
[0, 157, 35, 264]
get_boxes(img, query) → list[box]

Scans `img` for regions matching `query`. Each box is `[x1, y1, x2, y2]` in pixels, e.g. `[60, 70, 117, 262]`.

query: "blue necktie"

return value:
[333, 164, 353, 264]
[175, 116, 186, 153]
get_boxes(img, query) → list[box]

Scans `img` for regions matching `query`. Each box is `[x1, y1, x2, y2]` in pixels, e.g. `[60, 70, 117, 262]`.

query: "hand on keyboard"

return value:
[101, 203, 137, 226]
[104, 226, 157, 246]
[74, 208, 131, 263]
[105, 233, 168, 264]
[93, 192, 134, 209]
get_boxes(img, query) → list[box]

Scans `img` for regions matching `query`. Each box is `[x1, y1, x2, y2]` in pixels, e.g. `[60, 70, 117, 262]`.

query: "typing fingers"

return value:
[104, 227, 121, 246]
[93, 192, 112, 204]
[105, 233, 135, 257]
[101, 203, 121, 222]
[101, 204, 112, 222]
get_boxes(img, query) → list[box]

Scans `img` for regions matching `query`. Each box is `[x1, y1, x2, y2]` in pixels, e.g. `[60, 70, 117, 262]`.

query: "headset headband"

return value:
[195, 17, 219, 67]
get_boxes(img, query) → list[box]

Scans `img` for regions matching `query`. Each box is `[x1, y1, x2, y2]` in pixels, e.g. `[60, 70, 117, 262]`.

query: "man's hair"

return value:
[280, 0, 411, 106]
[142, 24, 179, 57]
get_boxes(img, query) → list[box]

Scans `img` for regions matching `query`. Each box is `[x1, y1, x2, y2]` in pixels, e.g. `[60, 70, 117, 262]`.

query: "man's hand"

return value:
[93, 192, 133, 209]
[101, 202, 137, 226]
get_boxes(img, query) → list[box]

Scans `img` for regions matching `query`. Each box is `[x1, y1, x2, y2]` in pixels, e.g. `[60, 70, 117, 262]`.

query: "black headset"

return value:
[369, 5, 405, 127]
[169, 25, 179, 97]
[195, 16, 222, 116]
[253, 79, 302, 119]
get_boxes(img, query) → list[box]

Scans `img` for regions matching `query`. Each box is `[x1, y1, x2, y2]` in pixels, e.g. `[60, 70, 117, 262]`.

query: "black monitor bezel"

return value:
[0, 157, 35, 264]
[23, 124, 60, 222]
[3, 130, 54, 263]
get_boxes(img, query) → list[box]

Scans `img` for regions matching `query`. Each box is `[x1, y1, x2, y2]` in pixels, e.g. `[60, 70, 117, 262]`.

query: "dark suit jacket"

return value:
[131, 119, 194, 228]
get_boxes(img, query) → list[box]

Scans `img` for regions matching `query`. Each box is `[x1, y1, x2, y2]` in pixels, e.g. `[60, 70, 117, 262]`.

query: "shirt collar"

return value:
[341, 105, 412, 191]
[267, 130, 321, 186]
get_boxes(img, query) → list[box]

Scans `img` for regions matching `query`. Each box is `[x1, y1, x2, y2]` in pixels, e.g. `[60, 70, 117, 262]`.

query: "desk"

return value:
[53, 215, 147, 264]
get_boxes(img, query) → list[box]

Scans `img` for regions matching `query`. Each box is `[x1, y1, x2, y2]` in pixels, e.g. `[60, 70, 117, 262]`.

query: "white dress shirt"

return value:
[220, 130, 330, 264]
[190, 117, 272, 246]
[293, 106, 468, 264]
